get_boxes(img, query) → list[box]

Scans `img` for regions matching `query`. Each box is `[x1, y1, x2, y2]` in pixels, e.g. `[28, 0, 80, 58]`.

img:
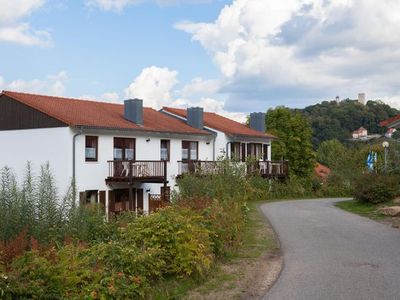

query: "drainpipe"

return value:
[72, 127, 83, 183]
[212, 136, 216, 161]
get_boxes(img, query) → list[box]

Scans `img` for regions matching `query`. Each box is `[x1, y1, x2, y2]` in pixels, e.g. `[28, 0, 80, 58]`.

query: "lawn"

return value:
[335, 200, 387, 220]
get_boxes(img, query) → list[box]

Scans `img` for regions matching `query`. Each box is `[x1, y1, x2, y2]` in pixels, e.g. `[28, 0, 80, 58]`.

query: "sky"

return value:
[1, 0, 400, 122]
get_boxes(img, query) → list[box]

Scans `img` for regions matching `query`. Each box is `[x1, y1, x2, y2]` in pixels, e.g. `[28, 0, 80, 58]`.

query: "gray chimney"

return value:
[187, 107, 204, 129]
[250, 112, 266, 132]
[124, 99, 143, 125]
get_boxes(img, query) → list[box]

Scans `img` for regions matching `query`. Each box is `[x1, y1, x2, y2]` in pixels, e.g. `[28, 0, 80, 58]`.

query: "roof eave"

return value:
[70, 125, 213, 139]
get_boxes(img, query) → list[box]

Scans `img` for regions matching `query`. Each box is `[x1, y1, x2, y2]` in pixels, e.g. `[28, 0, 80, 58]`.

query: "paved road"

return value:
[261, 199, 400, 300]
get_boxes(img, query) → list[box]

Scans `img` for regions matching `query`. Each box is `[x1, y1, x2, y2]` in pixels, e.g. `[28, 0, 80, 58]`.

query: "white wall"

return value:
[73, 129, 213, 213]
[0, 127, 73, 195]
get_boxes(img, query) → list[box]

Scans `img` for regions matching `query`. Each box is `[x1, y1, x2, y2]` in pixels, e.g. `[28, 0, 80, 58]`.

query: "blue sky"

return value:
[1, 0, 400, 120]
[0, 1, 228, 98]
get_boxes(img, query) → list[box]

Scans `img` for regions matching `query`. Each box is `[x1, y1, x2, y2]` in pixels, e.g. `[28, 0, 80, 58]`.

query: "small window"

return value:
[114, 138, 135, 160]
[85, 136, 98, 162]
[161, 140, 170, 161]
[182, 141, 198, 161]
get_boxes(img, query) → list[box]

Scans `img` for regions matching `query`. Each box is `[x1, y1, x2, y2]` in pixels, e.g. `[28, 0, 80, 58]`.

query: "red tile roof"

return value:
[314, 163, 331, 180]
[380, 115, 400, 128]
[1, 91, 211, 136]
[162, 107, 276, 139]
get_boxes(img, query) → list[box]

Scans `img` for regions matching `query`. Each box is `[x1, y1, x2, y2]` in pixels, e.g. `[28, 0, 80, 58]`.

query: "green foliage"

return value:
[296, 99, 399, 147]
[1, 160, 252, 299]
[353, 173, 399, 204]
[317, 139, 347, 169]
[122, 207, 213, 277]
[266, 107, 315, 178]
[0, 163, 109, 264]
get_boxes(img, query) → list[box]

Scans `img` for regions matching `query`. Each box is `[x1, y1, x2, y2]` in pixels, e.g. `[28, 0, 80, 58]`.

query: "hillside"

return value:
[292, 99, 400, 148]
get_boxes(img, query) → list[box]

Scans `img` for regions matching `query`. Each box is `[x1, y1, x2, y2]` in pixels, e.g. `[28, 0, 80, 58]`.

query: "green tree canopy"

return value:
[266, 107, 315, 178]
[294, 99, 400, 148]
[317, 139, 347, 169]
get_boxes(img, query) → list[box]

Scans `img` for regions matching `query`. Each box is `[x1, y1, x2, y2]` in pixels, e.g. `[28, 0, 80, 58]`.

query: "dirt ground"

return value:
[377, 216, 400, 229]
[185, 206, 283, 300]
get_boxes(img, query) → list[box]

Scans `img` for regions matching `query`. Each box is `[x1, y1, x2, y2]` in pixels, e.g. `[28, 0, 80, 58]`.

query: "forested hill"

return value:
[293, 99, 400, 147]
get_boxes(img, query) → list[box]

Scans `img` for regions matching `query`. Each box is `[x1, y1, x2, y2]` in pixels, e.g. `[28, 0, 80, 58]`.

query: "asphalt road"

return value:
[261, 199, 400, 300]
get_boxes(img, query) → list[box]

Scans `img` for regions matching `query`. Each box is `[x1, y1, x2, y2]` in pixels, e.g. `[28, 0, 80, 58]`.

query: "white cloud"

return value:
[172, 97, 246, 122]
[124, 66, 246, 121]
[125, 66, 178, 109]
[87, 0, 211, 11]
[101, 91, 120, 102]
[0, 0, 51, 47]
[176, 0, 400, 110]
[181, 77, 220, 98]
[3, 71, 68, 96]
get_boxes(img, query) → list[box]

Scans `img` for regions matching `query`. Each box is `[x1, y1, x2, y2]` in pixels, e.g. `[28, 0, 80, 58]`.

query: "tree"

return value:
[317, 139, 347, 169]
[266, 107, 315, 178]
[296, 99, 400, 147]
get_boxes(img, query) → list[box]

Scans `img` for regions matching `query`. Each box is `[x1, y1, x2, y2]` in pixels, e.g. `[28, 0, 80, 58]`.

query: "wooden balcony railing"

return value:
[177, 160, 289, 179]
[106, 160, 167, 183]
[258, 161, 289, 178]
[178, 160, 222, 176]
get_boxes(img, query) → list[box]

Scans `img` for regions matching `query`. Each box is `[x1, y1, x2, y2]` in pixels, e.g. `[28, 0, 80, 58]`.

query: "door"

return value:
[136, 189, 144, 211]
[108, 190, 115, 215]
[99, 191, 106, 213]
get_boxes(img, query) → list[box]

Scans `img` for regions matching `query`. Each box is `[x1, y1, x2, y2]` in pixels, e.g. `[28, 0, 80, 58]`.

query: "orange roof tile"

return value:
[1, 91, 211, 136]
[314, 163, 331, 180]
[380, 115, 400, 128]
[162, 107, 276, 139]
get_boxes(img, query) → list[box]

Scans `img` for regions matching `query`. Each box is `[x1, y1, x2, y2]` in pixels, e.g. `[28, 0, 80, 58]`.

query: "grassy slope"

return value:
[147, 202, 277, 299]
[335, 200, 387, 220]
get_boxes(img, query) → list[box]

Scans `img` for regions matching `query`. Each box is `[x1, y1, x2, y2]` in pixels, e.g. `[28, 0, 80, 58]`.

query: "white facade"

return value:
[0, 127, 73, 194]
[0, 126, 213, 214]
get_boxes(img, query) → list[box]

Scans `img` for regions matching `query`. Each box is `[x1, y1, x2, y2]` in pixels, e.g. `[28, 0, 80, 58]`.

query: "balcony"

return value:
[106, 160, 167, 184]
[177, 160, 289, 179]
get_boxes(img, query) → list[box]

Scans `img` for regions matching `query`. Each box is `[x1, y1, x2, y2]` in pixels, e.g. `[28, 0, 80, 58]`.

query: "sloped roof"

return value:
[162, 107, 276, 139]
[353, 127, 367, 133]
[380, 115, 400, 128]
[1, 91, 211, 136]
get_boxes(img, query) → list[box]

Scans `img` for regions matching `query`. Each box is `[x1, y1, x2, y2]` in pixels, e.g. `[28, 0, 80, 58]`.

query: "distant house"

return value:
[385, 128, 396, 138]
[352, 127, 368, 139]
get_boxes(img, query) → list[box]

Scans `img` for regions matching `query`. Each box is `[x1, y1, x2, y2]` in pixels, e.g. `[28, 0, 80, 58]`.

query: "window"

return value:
[182, 141, 198, 161]
[247, 143, 262, 159]
[241, 143, 246, 162]
[230, 142, 241, 160]
[114, 138, 135, 160]
[85, 136, 98, 162]
[160, 140, 170, 161]
[79, 190, 98, 206]
[263, 144, 269, 161]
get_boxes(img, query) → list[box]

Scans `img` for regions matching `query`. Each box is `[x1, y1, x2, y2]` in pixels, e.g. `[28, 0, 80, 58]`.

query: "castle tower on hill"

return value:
[358, 93, 366, 105]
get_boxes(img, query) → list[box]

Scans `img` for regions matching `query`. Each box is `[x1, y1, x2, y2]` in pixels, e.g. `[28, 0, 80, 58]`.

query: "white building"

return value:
[0, 90, 281, 217]
[385, 128, 396, 138]
[352, 127, 368, 139]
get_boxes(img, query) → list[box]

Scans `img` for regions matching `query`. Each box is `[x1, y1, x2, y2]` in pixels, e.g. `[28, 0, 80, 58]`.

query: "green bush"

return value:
[2, 206, 214, 299]
[121, 206, 213, 277]
[353, 173, 399, 204]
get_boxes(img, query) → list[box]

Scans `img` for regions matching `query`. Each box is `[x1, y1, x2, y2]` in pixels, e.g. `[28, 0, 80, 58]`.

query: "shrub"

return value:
[353, 173, 399, 204]
[121, 206, 213, 277]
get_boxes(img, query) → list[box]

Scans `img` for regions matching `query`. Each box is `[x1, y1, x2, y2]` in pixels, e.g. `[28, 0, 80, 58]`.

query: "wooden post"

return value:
[129, 185, 133, 212]
[163, 160, 167, 202]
